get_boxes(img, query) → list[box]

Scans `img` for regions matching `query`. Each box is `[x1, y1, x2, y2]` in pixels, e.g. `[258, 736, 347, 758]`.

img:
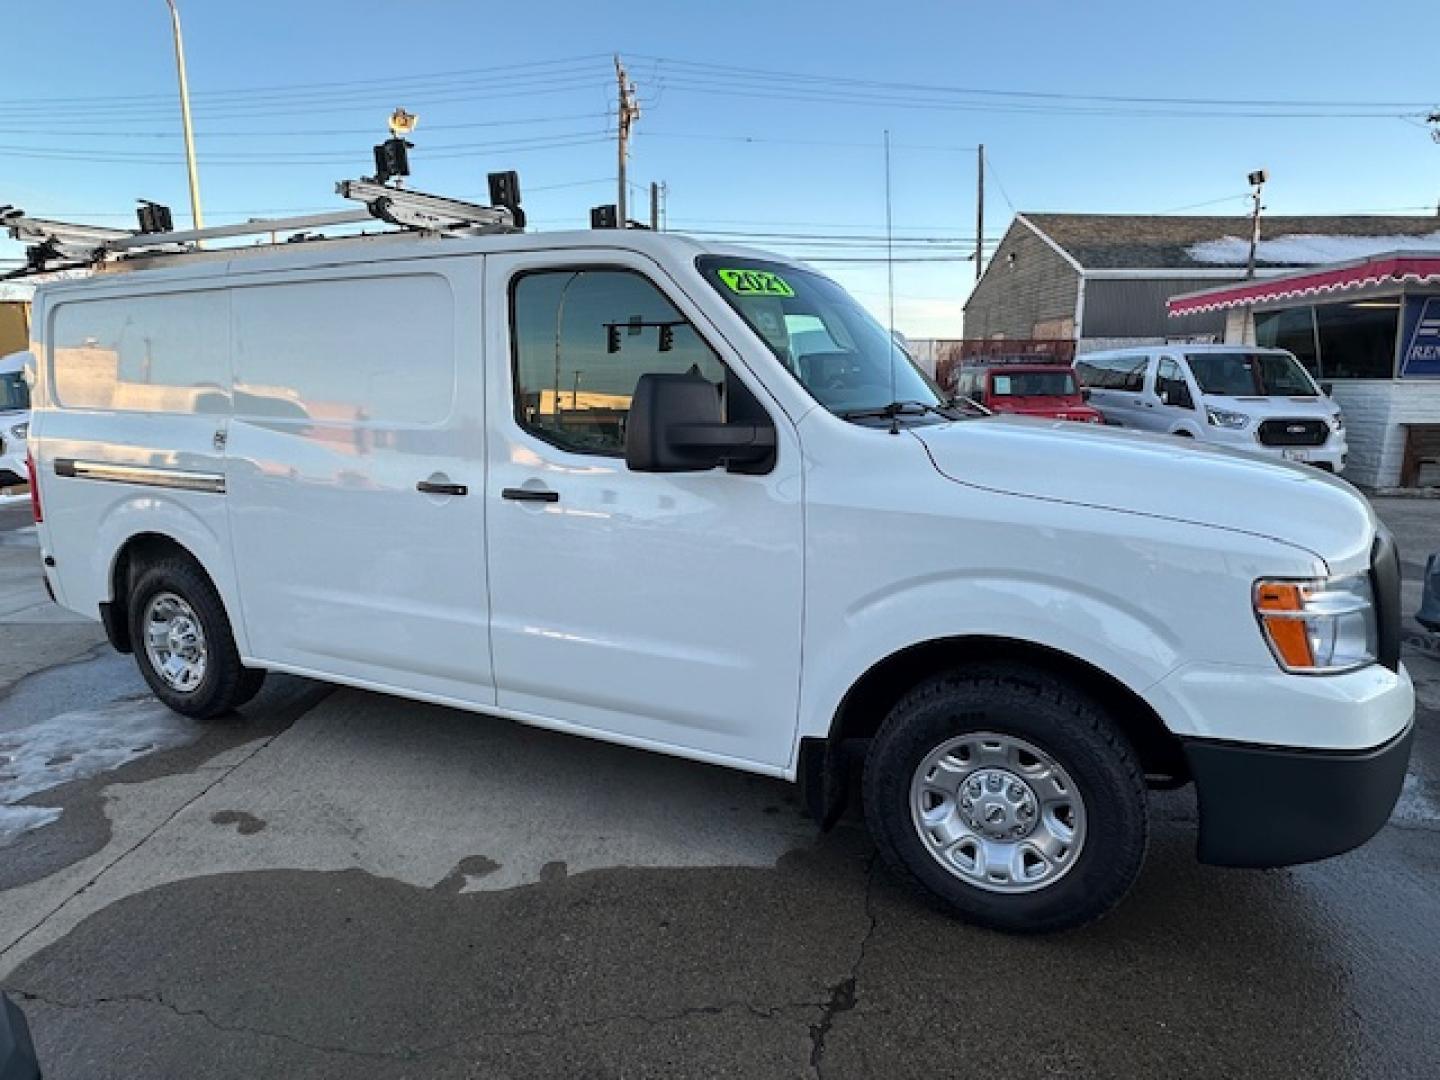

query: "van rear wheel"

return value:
[128, 558, 265, 719]
[863, 664, 1148, 933]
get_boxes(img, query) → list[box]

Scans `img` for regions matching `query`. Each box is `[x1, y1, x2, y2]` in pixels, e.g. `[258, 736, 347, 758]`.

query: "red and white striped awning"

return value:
[1168, 254, 1440, 317]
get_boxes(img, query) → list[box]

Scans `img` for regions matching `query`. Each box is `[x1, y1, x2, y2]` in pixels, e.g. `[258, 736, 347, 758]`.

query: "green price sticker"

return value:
[717, 268, 796, 298]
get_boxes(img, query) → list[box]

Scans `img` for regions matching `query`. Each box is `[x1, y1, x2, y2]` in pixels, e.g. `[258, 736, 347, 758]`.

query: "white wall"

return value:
[1330, 381, 1440, 488]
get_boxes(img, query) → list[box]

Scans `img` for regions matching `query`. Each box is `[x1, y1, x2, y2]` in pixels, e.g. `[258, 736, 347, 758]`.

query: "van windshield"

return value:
[0, 370, 29, 412]
[696, 257, 965, 422]
[1186, 351, 1318, 396]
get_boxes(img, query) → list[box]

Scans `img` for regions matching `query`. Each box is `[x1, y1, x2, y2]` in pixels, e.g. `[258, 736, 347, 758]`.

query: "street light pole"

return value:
[164, 0, 204, 231]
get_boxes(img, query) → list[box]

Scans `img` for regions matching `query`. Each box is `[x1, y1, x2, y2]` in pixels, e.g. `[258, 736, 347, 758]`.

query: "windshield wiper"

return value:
[836, 400, 936, 421]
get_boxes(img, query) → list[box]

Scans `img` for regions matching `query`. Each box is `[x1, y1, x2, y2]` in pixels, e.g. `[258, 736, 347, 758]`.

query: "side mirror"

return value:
[1080, 387, 1092, 402]
[626, 373, 776, 473]
[1320, 382, 1334, 396]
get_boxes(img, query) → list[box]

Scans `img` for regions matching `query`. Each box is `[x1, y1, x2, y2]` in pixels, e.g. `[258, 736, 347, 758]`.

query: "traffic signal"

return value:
[136, 201, 173, 234]
[373, 137, 412, 184]
[590, 204, 618, 230]
[607, 324, 621, 353]
[659, 324, 674, 352]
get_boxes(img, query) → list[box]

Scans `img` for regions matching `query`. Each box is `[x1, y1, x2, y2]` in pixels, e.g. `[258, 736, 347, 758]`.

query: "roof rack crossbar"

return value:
[2, 176, 521, 275]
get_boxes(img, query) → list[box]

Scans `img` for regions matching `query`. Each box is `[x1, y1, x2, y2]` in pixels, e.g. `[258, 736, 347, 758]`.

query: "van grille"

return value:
[1257, 419, 1328, 447]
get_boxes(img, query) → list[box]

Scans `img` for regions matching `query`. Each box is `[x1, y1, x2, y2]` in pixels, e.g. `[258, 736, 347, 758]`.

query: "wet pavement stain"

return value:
[209, 811, 267, 836]
[7, 822, 1440, 1080]
[434, 855, 502, 894]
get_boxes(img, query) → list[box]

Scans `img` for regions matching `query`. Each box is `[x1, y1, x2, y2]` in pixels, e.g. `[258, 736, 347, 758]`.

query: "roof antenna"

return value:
[884, 129, 899, 434]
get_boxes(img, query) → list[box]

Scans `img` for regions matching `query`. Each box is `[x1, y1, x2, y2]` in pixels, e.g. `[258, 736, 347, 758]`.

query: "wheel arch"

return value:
[798, 635, 1187, 828]
[103, 532, 229, 655]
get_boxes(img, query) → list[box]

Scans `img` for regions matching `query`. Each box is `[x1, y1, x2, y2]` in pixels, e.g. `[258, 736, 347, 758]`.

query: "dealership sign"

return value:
[1401, 296, 1440, 377]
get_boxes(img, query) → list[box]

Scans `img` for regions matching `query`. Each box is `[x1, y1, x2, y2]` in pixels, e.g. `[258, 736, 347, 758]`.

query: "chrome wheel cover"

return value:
[910, 731, 1087, 894]
[142, 591, 208, 693]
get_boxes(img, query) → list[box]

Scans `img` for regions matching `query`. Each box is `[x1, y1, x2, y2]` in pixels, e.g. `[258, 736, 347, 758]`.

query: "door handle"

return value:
[501, 487, 559, 503]
[417, 480, 468, 496]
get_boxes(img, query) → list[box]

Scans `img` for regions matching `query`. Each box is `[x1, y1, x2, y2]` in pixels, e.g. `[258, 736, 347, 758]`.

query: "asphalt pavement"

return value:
[1, 493, 1437, 1079]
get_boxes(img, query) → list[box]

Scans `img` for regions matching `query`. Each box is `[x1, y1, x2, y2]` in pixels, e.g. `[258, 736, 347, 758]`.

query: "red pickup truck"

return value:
[951, 363, 1103, 424]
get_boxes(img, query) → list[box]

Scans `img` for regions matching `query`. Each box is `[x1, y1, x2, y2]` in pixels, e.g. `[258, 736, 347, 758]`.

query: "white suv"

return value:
[1076, 345, 1347, 471]
[24, 231, 1412, 932]
[0, 351, 31, 490]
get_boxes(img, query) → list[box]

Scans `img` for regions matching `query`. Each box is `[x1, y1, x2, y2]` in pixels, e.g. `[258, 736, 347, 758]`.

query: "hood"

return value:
[992, 398, 1101, 421]
[1199, 393, 1341, 416]
[912, 415, 1374, 568]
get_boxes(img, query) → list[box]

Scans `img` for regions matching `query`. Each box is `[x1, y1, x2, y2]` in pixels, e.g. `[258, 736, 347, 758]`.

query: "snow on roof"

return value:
[1187, 230, 1440, 267]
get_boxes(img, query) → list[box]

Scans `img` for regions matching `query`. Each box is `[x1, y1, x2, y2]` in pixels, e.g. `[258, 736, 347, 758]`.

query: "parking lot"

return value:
[0, 493, 1437, 1079]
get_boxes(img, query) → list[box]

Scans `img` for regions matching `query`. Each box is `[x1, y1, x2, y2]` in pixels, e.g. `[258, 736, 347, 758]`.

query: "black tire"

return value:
[127, 557, 264, 719]
[863, 663, 1148, 933]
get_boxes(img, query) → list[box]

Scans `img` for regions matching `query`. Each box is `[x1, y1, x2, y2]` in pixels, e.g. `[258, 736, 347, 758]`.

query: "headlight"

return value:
[11, 422, 27, 440]
[1206, 408, 1249, 429]
[1254, 574, 1376, 674]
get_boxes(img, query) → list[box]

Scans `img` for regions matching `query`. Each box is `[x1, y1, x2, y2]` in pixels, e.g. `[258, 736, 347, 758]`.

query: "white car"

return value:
[23, 229, 1412, 932]
[0, 351, 31, 490]
[1076, 345, 1347, 472]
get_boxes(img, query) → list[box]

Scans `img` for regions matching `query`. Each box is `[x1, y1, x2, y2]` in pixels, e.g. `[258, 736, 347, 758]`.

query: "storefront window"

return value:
[1254, 300, 1398, 380]
[1315, 300, 1398, 379]
[1254, 307, 1319, 378]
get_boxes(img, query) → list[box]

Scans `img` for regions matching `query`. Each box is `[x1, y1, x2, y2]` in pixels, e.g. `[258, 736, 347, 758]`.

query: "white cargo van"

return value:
[0, 351, 30, 490]
[23, 227, 1412, 932]
[1076, 345, 1347, 471]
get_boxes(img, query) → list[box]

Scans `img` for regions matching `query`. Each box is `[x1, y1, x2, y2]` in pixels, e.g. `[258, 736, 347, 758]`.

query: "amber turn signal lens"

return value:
[1255, 582, 1316, 669]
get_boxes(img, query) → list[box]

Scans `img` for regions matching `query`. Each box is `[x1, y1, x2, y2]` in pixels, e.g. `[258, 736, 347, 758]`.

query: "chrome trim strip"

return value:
[52, 458, 225, 494]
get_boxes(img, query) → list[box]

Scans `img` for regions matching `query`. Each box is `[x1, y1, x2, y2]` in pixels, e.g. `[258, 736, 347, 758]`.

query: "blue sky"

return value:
[4, 0, 1437, 335]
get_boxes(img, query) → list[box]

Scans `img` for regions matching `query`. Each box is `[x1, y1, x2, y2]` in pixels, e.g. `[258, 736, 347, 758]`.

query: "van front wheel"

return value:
[128, 558, 265, 719]
[863, 665, 1148, 933]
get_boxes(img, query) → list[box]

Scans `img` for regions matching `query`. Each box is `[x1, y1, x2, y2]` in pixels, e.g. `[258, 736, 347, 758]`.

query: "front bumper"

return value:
[1183, 720, 1413, 868]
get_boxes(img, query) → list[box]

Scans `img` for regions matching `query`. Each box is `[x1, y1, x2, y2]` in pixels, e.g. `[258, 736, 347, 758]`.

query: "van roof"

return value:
[30, 228, 812, 298]
[1081, 344, 1290, 356]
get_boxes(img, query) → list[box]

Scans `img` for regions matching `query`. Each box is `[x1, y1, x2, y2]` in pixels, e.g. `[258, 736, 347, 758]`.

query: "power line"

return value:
[0, 54, 613, 108]
[630, 54, 1435, 112]
[0, 112, 611, 140]
[639, 131, 977, 152]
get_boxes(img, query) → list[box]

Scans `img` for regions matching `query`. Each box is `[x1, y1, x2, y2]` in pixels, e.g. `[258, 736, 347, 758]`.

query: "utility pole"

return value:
[1245, 169, 1268, 279]
[615, 56, 640, 228]
[1429, 112, 1440, 215]
[649, 182, 660, 231]
[164, 0, 204, 231]
[975, 144, 985, 283]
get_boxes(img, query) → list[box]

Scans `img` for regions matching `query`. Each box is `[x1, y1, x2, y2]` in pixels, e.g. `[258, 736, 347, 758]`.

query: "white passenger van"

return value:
[23, 226, 1412, 931]
[1076, 345, 1347, 472]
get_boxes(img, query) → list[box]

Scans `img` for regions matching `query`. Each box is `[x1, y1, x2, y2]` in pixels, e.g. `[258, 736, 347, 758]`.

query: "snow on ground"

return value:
[0, 697, 200, 847]
[1188, 231, 1440, 267]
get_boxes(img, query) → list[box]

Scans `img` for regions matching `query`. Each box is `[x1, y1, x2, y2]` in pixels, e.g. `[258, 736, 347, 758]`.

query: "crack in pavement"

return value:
[12, 985, 827, 1065]
[808, 854, 880, 1079]
[10, 987, 415, 1063]
[0, 728, 284, 966]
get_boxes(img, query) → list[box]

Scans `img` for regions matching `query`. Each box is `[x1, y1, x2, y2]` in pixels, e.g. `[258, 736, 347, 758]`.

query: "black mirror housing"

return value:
[626, 373, 776, 473]
[1080, 387, 1092, 401]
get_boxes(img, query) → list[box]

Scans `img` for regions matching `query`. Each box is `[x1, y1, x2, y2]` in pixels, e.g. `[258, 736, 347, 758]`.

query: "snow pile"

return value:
[1188, 231, 1440, 267]
[0, 697, 201, 846]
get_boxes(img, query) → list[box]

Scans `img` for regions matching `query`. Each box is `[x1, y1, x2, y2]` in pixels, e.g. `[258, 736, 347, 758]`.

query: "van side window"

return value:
[1156, 358, 1194, 409]
[1120, 356, 1149, 393]
[511, 269, 726, 457]
[50, 291, 229, 414]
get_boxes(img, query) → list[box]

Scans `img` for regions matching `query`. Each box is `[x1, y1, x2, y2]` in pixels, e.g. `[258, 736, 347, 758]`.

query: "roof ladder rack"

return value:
[2, 175, 522, 276]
